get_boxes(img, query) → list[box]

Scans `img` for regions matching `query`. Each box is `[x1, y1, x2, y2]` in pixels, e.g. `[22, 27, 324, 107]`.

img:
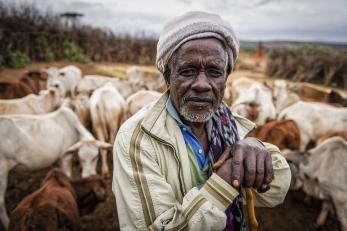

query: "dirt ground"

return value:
[0, 157, 341, 231]
[0, 62, 343, 230]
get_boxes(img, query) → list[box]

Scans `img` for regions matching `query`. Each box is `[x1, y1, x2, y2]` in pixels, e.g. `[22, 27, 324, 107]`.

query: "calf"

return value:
[8, 169, 107, 231]
[248, 119, 300, 150]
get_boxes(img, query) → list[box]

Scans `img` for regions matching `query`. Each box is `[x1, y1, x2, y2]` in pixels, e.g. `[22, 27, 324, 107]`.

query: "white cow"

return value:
[279, 101, 347, 151]
[63, 94, 91, 128]
[46, 65, 82, 97]
[0, 87, 61, 115]
[90, 83, 126, 177]
[224, 76, 259, 106]
[0, 107, 111, 228]
[127, 66, 166, 92]
[271, 80, 300, 114]
[300, 137, 347, 231]
[286, 137, 347, 230]
[125, 90, 161, 119]
[231, 82, 276, 125]
[76, 75, 145, 99]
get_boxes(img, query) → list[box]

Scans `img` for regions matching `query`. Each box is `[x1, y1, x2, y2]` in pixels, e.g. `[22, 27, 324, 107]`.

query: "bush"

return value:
[288, 44, 331, 55]
[63, 41, 91, 64]
[9, 51, 30, 69]
[44, 51, 55, 62]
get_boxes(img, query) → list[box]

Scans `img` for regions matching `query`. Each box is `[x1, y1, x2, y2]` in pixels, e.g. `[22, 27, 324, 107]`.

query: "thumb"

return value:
[213, 147, 232, 170]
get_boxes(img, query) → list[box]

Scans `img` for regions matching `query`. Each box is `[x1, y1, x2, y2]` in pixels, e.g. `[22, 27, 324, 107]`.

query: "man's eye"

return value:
[207, 69, 223, 78]
[179, 69, 197, 77]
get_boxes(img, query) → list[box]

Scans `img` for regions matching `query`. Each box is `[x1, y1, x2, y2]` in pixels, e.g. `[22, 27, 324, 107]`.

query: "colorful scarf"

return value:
[207, 102, 243, 231]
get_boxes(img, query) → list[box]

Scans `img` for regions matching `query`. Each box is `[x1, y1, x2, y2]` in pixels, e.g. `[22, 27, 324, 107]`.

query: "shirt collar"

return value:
[166, 96, 185, 126]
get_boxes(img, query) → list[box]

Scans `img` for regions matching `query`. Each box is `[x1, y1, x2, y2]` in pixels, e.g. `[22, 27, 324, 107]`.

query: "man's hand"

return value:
[214, 137, 274, 193]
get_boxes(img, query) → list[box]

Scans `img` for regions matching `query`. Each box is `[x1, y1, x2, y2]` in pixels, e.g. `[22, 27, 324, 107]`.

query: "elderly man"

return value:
[112, 11, 291, 231]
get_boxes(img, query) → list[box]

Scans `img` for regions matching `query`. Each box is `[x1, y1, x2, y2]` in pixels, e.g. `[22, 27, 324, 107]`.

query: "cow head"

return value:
[65, 139, 112, 178]
[46, 68, 67, 98]
[39, 87, 63, 110]
[282, 150, 308, 189]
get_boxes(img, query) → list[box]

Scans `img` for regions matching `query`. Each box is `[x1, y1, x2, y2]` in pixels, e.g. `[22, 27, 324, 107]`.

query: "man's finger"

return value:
[254, 153, 265, 189]
[257, 184, 270, 193]
[244, 149, 256, 187]
[264, 154, 273, 185]
[213, 147, 232, 169]
[231, 147, 243, 188]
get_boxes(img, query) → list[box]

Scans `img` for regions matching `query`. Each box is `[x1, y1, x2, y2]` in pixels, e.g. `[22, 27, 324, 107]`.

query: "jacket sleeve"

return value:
[247, 141, 291, 207]
[112, 127, 239, 231]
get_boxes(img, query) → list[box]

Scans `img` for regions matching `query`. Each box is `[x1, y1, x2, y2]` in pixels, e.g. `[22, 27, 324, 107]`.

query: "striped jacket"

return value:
[112, 92, 291, 231]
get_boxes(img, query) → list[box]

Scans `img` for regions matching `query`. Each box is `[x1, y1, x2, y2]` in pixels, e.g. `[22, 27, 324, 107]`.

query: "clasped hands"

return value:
[214, 137, 274, 193]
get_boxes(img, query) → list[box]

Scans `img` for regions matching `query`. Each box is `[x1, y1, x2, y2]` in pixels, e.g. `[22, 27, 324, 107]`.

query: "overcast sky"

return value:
[7, 0, 347, 43]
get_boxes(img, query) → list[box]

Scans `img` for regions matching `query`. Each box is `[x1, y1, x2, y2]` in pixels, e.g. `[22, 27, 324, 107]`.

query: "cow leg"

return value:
[316, 200, 333, 226]
[60, 155, 73, 178]
[100, 149, 110, 178]
[92, 111, 110, 178]
[0, 162, 9, 228]
[93, 120, 109, 178]
[104, 109, 123, 178]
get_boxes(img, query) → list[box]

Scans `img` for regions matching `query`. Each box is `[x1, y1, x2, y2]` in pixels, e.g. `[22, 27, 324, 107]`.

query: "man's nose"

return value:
[191, 71, 212, 92]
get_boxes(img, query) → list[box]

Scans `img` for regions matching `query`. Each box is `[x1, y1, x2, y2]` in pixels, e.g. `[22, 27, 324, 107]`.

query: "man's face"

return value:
[168, 38, 228, 123]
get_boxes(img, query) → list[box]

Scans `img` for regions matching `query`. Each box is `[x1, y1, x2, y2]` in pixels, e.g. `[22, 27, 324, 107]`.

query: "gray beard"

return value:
[180, 105, 214, 123]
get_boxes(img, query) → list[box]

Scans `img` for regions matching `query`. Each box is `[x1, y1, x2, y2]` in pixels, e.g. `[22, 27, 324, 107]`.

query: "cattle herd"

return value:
[229, 77, 347, 231]
[0, 65, 164, 230]
[0, 65, 346, 231]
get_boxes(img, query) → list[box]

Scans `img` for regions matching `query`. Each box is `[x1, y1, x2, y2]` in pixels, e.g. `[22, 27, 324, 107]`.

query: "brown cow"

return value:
[24, 70, 48, 93]
[0, 70, 47, 99]
[291, 83, 347, 106]
[248, 119, 300, 150]
[0, 78, 33, 99]
[8, 169, 107, 231]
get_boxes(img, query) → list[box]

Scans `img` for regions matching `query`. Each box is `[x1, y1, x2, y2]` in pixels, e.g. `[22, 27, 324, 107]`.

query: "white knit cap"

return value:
[156, 11, 239, 74]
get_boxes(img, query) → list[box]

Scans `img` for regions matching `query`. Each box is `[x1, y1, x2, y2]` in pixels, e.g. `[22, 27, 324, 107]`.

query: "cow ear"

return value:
[65, 141, 82, 155]
[96, 141, 113, 150]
